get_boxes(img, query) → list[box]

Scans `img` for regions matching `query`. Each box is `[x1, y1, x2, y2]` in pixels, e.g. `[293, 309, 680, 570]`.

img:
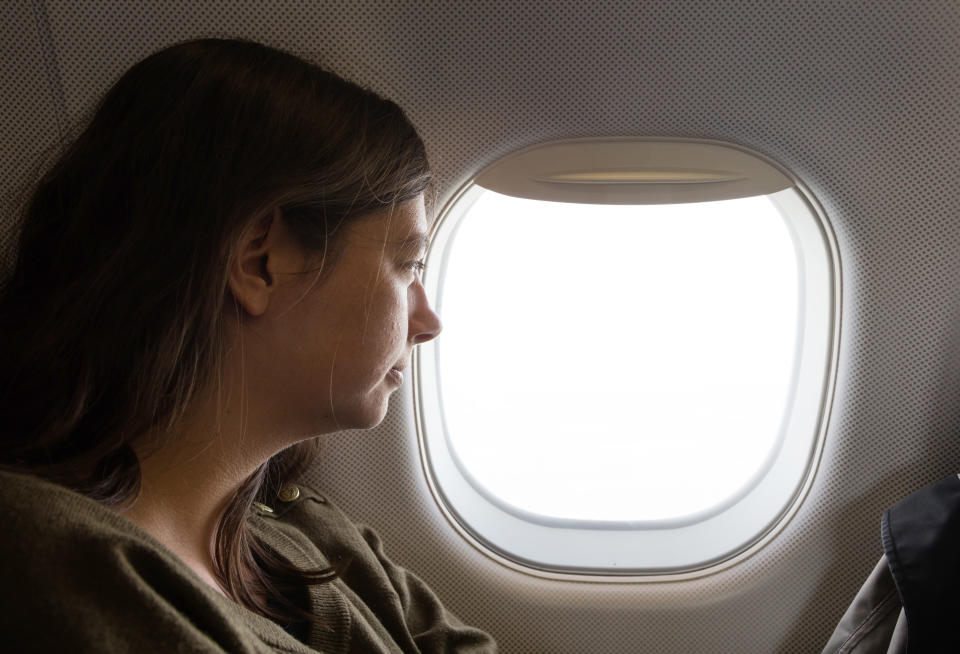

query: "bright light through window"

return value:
[437, 191, 799, 522]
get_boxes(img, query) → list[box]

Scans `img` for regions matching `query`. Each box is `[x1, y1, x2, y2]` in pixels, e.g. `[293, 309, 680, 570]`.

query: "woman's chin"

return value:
[330, 393, 392, 432]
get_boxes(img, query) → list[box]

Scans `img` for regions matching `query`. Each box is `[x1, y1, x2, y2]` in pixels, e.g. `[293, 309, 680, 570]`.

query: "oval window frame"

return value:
[415, 138, 840, 577]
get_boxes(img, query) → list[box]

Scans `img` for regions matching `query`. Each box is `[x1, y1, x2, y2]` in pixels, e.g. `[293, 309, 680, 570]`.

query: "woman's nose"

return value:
[409, 283, 442, 344]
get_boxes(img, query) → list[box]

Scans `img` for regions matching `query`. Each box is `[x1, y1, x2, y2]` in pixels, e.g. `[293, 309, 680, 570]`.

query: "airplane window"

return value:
[416, 139, 838, 574]
[439, 192, 796, 522]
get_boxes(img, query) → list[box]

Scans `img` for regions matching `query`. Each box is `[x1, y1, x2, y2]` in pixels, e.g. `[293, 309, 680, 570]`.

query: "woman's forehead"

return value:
[345, 197, 427, 250]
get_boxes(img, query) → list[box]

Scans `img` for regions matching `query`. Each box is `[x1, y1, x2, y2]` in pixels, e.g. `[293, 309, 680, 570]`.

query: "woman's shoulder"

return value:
[0, 468, 146, 545]
[255, 479, 498, 653]
[248, 478, 403, 575]
[0, 469, 310, 654]
[250, 480, 363, 545]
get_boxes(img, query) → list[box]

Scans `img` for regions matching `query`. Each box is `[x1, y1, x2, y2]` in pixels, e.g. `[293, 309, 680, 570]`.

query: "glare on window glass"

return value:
[437, 191, 799, 521]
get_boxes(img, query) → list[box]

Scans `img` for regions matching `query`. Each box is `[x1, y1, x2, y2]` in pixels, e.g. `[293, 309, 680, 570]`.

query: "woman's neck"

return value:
[118, 394, 282, 598]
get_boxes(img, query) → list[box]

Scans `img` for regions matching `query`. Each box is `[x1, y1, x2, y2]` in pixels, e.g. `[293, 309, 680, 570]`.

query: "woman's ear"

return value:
[228, 208, 282, 317]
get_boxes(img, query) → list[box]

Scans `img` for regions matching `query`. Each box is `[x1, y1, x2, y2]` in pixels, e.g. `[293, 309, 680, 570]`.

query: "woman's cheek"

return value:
[388, 285, 410, 345]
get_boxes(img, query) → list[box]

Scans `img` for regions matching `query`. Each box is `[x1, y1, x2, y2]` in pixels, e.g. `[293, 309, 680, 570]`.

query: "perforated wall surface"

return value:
[3, 2, 960, 652]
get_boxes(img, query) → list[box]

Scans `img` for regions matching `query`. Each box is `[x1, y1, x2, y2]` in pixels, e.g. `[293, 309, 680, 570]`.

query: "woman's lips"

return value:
[388, 367, 404, 385]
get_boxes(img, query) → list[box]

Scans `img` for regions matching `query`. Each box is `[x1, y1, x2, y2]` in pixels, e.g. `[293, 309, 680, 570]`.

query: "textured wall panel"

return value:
[2, 1, 960, 652]
[0, 1, 64, 272]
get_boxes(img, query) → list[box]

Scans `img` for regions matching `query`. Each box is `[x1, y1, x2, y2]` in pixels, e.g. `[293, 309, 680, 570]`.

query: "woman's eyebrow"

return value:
[395, 233, 428, 254]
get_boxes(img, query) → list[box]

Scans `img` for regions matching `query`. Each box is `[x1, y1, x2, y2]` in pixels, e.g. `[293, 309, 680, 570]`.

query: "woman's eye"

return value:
[405, 260, 426, 275]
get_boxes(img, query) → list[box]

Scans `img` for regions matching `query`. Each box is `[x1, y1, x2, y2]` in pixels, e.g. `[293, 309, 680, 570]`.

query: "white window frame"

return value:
[414, 138, 840, 578]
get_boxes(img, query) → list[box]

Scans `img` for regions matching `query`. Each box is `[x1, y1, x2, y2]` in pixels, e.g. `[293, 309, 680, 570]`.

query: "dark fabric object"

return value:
[881, 474, 960, 654]
[0, 469, 497, 653]
[823, 474, 960, 654]
[820, 556, 905, 654]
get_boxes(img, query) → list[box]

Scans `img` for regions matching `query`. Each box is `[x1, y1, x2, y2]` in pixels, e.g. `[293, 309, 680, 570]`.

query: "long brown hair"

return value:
[0, 38, 431, 622]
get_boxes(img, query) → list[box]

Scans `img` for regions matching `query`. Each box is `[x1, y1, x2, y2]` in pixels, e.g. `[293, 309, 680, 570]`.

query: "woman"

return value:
[0, 38, 496, 653]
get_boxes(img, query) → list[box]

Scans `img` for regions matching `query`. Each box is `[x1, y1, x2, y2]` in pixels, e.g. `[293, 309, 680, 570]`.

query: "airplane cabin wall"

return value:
[2, 2, 960, 652]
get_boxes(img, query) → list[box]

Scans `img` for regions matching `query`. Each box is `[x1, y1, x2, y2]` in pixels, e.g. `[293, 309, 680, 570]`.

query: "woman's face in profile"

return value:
[248, 195, 442, 435]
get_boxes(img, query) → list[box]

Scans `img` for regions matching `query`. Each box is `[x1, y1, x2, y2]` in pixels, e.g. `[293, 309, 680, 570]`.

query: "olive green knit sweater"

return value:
[0, 469, 496, 653]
